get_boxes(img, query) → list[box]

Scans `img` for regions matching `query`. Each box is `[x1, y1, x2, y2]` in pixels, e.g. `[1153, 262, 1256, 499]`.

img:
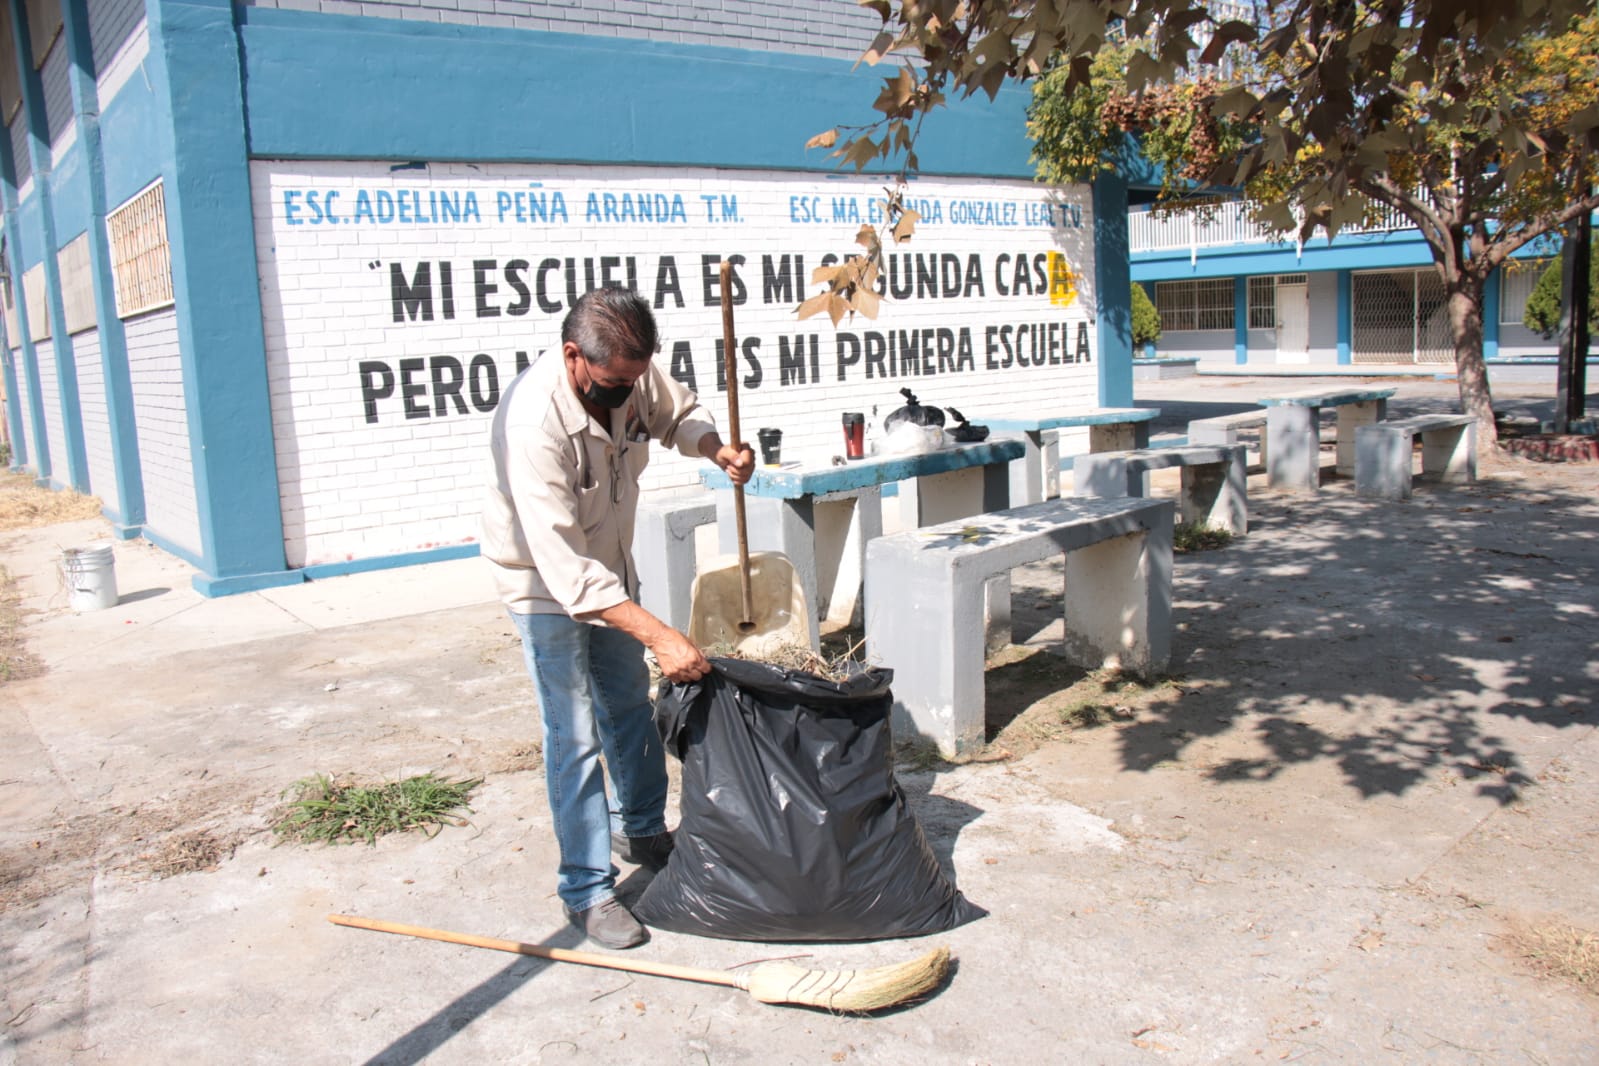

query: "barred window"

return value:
[1156, 278, 1234, 332]
[1499, 259, 1551, 326]
[1247, 274, 1308, 329]
[1247, 276, 1276, 329]
[106, 180, 174, 318]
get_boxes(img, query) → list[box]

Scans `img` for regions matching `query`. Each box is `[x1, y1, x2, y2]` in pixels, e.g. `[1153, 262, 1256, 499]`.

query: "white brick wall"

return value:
[125, 309, 201, 555]
[252, 159, 1098, 568]
[34, 342, 69, 487]
[11, 345, 43, 474]
[245, 0, 882, 58]
[72, 327, 120, 514]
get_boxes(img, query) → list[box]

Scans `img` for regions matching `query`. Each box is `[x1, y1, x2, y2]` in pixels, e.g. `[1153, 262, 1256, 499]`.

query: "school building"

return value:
[1130, 200, 1559, 367]
[0, 0, 1136, 595]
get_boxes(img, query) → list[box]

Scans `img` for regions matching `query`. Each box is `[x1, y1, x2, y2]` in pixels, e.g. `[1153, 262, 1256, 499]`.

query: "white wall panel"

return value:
[73, 327, 119, 514]
[251, 159, 1098, 567]
[33, 339, 68, 487]
[125, 308, 200, 554]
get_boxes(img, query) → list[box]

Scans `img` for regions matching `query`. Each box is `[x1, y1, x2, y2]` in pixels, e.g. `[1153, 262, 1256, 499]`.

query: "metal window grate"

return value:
[1247, 276, 1275, 329]
[1499, 259, 1551, 326]
[106, 180, 175, 319]
[1352, 269, 1453, 364]
[1156, 278, 1234, 332]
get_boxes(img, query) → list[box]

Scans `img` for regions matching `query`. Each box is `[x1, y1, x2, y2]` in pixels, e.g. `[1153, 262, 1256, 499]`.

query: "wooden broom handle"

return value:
[720, 260, 756, 629]
[328, 914, 740, 988]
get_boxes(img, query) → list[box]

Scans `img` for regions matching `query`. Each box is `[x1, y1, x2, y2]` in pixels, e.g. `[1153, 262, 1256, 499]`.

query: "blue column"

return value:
[7, 0, 90, 492]
[1336, 270, 1352, 364]
[61, 0, 146, 534]
[146, 0, 298, 594]
[1092, 172, 1133, 406]
[0, 131, 48, 481]
[1233, 277, 1248, 364]
[1482, 271, 1501, 361]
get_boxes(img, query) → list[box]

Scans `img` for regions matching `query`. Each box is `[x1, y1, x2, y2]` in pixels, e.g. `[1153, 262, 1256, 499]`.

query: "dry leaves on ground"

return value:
[0, 470, 103, 532]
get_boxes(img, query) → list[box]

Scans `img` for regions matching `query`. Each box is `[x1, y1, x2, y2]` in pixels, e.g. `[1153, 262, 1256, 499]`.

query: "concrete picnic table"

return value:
[699, 439, 1024, 648]
[1257, 385, 1396, 493]
[982, 407, 1160, 504]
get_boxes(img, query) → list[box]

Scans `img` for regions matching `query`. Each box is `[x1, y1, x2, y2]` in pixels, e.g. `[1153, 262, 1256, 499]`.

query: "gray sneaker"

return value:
[611, 830, 674, 872]
[566, 897, 647, 949]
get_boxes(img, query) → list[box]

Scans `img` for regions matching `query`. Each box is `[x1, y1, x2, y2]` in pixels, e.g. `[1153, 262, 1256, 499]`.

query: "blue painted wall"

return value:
[97, 61, 169, 209]
[236, 8, 1034, 178]
[46, 139, 91, 246]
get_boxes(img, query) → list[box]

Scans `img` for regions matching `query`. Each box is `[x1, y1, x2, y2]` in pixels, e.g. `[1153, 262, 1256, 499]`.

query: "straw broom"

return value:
[328, 914, 950, 1012]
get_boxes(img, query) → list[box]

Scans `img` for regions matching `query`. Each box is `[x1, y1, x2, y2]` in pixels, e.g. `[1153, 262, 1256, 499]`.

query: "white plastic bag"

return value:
[878, 422, 948, 455]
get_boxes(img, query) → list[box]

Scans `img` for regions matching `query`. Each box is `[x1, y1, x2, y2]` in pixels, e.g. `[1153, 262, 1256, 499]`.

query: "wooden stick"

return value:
[328, 914, 739, 987]
[719, 259, 756, 633]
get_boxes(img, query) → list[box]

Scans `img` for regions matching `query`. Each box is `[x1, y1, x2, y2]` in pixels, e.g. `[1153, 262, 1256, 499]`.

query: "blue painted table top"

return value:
[699, 439, 1025, 499]
[1257, 387, 1396, 408]
[985, 407, 1159, 432]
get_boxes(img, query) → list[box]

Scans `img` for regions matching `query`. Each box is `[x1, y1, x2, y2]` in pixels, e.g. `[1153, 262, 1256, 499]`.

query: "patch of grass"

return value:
[271, 772, 482, 846]
[0, 565, 42, 684]
[1511, 922, 1599, 995]
[1173, 522, 1234, 553]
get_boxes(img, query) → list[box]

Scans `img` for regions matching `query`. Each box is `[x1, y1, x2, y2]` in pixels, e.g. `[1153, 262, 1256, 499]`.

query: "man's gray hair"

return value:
[562, 287, 660, 367]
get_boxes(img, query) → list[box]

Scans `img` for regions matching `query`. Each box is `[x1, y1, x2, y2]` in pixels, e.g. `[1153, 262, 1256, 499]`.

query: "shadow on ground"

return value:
[993, 462, 1599, 804]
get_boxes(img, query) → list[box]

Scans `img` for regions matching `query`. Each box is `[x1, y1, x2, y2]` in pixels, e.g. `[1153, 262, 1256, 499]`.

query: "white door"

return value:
[1275, 282, 1310, 363]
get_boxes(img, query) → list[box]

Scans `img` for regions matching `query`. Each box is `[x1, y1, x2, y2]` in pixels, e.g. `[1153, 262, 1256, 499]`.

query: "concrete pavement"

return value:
[2, 372, 1597, 1065]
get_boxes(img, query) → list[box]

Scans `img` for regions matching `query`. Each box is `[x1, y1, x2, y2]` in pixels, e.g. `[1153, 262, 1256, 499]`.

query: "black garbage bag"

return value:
[883, 387, 945, 434]
[946, 406, 990, 443]
[634, 658, 985, 942]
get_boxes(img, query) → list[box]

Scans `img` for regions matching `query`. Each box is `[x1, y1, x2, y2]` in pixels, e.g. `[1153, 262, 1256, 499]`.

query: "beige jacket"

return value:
[481, 351, 717, 618]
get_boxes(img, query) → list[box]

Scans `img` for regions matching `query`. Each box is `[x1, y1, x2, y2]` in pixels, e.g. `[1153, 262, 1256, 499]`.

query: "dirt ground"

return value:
[2, 374, 1598, 1064]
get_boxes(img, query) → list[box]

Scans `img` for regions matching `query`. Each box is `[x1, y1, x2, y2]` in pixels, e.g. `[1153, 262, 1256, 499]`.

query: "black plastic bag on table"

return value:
[633, 658, 985, 942]
[882, 387, 946, 434]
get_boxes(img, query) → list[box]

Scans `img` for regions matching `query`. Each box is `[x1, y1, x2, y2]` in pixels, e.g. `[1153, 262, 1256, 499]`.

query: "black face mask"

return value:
[583, 379, 634, 409]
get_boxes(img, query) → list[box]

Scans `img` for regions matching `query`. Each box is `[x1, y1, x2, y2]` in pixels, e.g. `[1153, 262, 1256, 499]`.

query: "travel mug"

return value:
[842, 412, 865, 458]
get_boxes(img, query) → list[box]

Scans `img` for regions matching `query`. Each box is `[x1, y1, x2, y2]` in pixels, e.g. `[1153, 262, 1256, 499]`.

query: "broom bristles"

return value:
[737, 946, 951, 1012]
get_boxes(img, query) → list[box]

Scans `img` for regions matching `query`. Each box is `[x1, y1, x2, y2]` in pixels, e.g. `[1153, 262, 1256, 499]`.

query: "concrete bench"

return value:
[1072, 445, 1247, 534]
[701, 440, 1022, 648]
[1187, 410, 1268, 468]
[1257, 386, 1396, 493]
[865, 495, 1174, 758]
[984, 408, 1160, 504]
[1355, 414, 1477, 500]
[634, 492, 717, 633]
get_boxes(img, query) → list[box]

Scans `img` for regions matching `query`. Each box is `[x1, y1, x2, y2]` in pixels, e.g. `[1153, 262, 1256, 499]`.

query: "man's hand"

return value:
[698, 432, 755, 486]
[649, 627, 712, 683]
[715, 443, 756, 486]
[595, 600, 711, 683]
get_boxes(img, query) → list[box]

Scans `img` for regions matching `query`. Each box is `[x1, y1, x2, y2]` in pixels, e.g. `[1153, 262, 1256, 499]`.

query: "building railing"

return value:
[1129, 199, 1413, 257]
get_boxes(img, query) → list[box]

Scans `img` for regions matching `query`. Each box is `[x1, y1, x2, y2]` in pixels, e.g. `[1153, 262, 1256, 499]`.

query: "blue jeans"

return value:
[509, 611, 669, 912]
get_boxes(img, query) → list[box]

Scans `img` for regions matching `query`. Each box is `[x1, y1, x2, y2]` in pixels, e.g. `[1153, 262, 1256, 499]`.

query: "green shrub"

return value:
[1132, 283, 1162, 348]
[1521, 251, 1599, 339]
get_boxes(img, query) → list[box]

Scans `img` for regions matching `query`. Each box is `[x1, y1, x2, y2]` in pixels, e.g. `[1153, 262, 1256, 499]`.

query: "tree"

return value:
[1521, 249, 1599, 339]
[812, 0, 1599, 447]
[1131, 283, 1162, 349]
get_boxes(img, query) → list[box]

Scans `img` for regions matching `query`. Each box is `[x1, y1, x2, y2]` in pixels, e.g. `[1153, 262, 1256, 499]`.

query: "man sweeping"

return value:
[482, 286, 754, 949]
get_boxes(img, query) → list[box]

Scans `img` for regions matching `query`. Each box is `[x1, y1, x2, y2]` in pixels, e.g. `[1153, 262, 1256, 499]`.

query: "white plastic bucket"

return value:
[61, 543, 119, 612]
